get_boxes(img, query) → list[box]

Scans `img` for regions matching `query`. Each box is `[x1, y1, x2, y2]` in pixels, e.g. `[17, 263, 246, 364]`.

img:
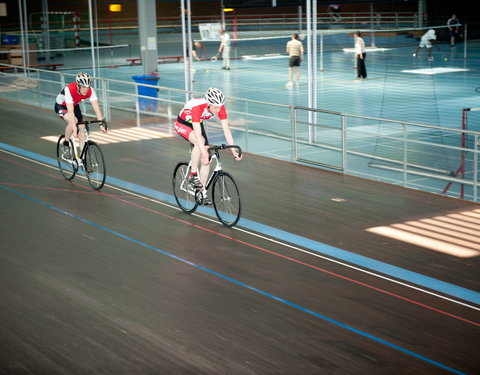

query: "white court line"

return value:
[402, 67, 470, 75]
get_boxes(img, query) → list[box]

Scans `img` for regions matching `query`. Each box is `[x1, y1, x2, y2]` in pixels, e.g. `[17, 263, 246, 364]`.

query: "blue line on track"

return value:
[0, 183, 467, 375]
[1, 142, 479, 305]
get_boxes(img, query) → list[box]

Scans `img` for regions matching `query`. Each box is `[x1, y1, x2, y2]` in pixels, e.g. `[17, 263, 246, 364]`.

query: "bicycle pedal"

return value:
[195, 190, 204, 205]
[203, 197, 213, 205]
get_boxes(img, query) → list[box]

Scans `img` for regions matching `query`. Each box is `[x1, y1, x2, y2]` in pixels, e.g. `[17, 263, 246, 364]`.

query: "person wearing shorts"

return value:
[285, 33, 304, 87]
[54, 72, 106, 158]
[447, 14, 460, 47]
[413, 29, 436, 61]
[174, 87, 242, 203]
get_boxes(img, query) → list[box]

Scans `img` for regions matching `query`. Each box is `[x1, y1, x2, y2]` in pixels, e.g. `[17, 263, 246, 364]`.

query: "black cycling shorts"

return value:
[54, 103, 83, 123]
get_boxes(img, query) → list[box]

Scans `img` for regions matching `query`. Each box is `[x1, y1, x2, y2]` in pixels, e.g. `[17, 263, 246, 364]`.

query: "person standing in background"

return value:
[191, 41, 202, 62]
[218, 29, 231, 70]
[327, 4, 342, 22]
[447, 14, 460, 47]
[354, 31, 367, 80]
[285, 33, 304, 87]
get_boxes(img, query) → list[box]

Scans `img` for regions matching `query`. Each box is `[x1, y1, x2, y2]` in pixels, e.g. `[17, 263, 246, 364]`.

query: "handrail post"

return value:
[291, 106, 297, 161]
[36, 70, 41, 106]
[403, 123, 408, 186]
[245, 101, 249, 152]
[341, 115, 346, 171]
[474, 135, 478, 202]
[102, 79, 110, 121]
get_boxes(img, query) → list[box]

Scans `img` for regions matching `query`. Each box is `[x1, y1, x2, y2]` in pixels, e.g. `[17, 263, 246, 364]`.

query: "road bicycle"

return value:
[56, 120, 108, 190]
[173, 144, 242, 227]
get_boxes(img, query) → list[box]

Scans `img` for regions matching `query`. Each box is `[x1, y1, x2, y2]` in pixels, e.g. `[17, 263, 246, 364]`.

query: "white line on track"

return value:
[2, 148, 479, 312]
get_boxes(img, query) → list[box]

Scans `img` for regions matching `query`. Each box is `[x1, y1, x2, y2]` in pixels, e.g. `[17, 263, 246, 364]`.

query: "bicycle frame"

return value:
[69, 125, 90, 171]
[57, 119, 107, 190]
[181, 146, 231, 202]
[173, 144, 242, 226]
[63, 120, 106, 171]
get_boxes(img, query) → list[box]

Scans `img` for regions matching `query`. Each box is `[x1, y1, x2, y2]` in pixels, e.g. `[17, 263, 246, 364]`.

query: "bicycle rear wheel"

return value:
[56, 135, 76, 181]
[173, 162, 198, 214]
[212, 171, 241, 227]
[84, 141, 106, 190]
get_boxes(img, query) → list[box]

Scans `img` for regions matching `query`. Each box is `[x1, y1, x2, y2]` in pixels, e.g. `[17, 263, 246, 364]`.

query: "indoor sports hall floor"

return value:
[94, 36, 480, 130]
[1, 92, 479, 375]
[51, 35, 480, 188]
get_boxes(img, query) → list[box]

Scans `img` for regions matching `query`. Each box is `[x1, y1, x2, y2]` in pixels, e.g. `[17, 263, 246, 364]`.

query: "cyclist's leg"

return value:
[188, 133, 211, 185]
[191, 126, 210, 187]
[73, 105, 86, 151]
[199, 148, 211, 187]
[62, 111, 77, 142]
[188, 135, 202, 174]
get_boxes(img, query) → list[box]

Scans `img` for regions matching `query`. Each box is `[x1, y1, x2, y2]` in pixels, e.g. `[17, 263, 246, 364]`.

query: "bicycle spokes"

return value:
[173, 162, 198, 214]
[213, 172, 241, 227]
[85, 142, 106, 190]
[57, 136, 77, 181]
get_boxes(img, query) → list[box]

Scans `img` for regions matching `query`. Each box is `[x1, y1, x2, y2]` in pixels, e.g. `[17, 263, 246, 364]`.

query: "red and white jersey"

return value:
[178, 97, 227, 124]
[56, 81, 98, 106]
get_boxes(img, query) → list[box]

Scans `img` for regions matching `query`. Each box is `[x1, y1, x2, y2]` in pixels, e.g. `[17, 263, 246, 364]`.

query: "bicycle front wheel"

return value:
[84, 141, 106, 190]
[212, 171, 241, 227]
[56, 135, 76, 181]
[173, 162, 198, 214]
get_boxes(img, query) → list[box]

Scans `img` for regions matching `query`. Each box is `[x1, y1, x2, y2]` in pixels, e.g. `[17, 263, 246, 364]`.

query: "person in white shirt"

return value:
[285, 33, 304, 87]
[218, 29, 231, 70]
[354, 31, 367, 80]
[413, 29, 436, 61]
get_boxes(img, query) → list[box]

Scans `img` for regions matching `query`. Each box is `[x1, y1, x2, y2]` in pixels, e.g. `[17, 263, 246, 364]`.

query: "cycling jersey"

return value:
[175, 98, 227, 145]
[178, 97, 227, 124]
[55, 82, 98, 107]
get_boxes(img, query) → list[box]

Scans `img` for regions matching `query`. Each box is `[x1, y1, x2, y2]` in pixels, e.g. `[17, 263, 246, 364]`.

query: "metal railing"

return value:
[0, 64, 478, 202]
[292, 106, 480, 202]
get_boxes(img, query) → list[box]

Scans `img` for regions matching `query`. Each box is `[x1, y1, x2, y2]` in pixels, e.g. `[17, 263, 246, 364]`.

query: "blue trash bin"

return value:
[2, 35, 20, 45]
[132, 75, 159, 111]
[1, 35, 20, 45]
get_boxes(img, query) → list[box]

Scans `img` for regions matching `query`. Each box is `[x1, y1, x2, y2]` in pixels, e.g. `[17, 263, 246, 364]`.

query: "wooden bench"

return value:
[0, 63, 64, 71]
[126, 58, 142, 66]
[126, 56, 183, 66]
[159, 56, 182, 63]
[29, 63, 64, 70]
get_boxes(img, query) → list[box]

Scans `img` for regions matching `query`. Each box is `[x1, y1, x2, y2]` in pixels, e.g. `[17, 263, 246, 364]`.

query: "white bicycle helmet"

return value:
[76, 72, 92, 87]
[205, 87, 225, 106]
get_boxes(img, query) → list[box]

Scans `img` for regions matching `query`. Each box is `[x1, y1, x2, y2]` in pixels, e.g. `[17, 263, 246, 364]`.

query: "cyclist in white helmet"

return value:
[54, 72, 107, 158]
[175, 87, 242, 203]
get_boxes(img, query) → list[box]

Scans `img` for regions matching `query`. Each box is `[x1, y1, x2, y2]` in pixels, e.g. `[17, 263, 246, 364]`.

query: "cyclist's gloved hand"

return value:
[100, 118, 108, 133]
[232, 146, 242, 161]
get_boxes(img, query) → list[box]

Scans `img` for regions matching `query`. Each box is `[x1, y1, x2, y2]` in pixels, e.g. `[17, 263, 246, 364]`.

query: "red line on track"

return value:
[2, 154, 479, 327]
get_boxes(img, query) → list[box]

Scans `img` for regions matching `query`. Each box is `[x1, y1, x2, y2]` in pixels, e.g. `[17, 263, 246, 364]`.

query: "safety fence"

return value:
[292, 106, 480, 202]
[0, 64, 478, 202]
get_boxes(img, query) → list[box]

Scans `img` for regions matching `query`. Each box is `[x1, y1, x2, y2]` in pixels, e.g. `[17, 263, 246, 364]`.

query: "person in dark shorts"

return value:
[285, 33, 304, 87]
[447, 14, 460, 47]
[54, 72, 107, 158]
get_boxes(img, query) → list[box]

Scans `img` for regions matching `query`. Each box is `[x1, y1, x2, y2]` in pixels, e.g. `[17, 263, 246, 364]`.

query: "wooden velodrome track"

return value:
[1, 100, 479, 374]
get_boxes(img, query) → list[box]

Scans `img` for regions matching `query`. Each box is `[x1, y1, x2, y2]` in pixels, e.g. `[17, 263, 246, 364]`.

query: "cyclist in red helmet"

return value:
[54, 72, 107, 158]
